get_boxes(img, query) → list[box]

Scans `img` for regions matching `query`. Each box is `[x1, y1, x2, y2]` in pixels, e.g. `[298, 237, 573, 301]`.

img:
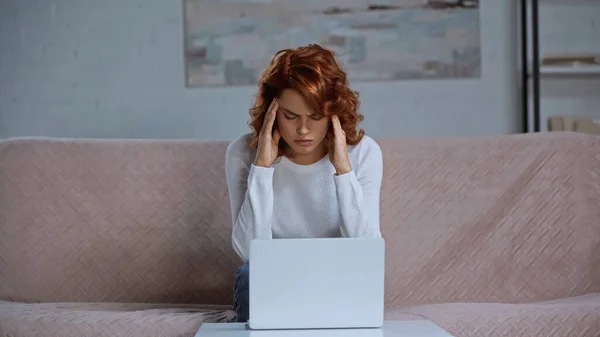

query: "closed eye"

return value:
[283, 112, 298, 120]
[278, 107, 322, 120]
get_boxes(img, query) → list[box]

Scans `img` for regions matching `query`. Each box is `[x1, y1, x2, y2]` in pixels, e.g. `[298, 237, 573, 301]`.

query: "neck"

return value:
[285, 142, 328, 165]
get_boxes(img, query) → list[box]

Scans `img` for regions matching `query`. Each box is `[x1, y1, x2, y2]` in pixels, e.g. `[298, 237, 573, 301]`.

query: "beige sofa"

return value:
[1, 132, 599, 337]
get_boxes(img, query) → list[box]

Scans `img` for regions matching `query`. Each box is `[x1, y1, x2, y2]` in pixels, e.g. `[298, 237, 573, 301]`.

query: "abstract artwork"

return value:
[183, 0, 481, 87]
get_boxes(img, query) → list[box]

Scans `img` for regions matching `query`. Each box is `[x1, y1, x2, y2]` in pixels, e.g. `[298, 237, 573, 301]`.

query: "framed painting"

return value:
[183, 0, 481, 87]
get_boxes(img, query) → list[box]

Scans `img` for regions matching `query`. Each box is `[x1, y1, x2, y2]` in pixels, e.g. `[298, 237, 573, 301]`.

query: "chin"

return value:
[289, 144, 316, 154]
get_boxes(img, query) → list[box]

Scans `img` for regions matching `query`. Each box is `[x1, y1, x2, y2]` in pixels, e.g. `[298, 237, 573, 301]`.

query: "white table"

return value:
[195, 321, 454, 337]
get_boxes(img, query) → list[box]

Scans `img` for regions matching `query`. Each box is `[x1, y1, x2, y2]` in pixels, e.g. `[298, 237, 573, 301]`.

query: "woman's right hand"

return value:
[254, 99, 281, 168]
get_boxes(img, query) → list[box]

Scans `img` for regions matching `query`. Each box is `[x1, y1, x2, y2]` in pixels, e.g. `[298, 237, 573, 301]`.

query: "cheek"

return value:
[313, 120, 330, 138]
[276, 118, 294, 137]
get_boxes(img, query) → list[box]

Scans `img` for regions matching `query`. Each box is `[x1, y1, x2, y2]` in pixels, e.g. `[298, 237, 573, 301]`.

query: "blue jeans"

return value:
[233, 264, 249, 322]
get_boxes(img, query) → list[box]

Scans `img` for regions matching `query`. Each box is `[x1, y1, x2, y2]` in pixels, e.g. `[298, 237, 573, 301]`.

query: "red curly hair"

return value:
[247, 44, 365, 151]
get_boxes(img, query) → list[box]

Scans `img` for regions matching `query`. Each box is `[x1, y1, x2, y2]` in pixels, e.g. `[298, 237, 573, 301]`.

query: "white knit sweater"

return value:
[225, 133, 383, 262]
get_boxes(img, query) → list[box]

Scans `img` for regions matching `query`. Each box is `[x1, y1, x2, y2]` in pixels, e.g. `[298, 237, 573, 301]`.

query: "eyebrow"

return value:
[279, 107, 298, 115]
[279, 106, 320, 117]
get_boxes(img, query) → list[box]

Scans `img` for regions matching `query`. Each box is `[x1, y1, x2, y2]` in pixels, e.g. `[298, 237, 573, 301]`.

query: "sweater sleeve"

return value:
[225, 140, 274, 262]
[332, 138, 383, 238]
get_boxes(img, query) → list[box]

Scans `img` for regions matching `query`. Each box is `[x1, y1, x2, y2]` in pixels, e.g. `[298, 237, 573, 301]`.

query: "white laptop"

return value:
[247, 237, 385, 330]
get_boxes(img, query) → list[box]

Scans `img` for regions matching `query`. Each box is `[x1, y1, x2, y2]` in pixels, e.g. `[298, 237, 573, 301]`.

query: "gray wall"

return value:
[0, 0, 598, 139]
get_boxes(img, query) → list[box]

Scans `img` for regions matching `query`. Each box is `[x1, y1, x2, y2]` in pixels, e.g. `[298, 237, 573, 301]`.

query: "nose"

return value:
[296, 119, 309, 136]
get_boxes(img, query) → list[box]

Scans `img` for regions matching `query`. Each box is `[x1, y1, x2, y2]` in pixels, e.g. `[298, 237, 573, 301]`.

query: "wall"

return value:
[0, 0, 519, 139]
[0, 0, 596, 140]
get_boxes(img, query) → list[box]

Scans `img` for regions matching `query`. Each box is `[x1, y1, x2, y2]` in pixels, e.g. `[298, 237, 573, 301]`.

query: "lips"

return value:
[294, 139, 313, 146]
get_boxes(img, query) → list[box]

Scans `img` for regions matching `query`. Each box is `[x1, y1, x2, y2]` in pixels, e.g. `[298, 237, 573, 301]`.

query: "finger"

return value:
[331, 115, 343, 137]
[273, 127, 281, 143]
[329, 132, 335, 151]
[265, 100, 278, 132]
[326, 127, 334, 141]
[260, 100, 274, 131]
[261, 100, 278, 135]
[326, 129, 334, 149]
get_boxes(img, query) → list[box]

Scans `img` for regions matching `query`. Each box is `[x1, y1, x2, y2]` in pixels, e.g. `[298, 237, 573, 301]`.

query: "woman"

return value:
[225, 44, 383, 322]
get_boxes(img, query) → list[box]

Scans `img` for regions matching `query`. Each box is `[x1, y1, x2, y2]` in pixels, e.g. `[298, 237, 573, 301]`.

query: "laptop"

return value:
[247, 237, 385, 330]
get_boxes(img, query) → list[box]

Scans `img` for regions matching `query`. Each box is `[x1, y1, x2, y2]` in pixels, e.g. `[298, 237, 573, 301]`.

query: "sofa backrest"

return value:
[0, 138, 239, 305]
[378, 132, 600, 307]
[1, 132, 599, 308]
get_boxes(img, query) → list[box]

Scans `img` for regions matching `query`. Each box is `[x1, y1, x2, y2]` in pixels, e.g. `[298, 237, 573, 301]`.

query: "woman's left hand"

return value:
[328, 115, 352, 175]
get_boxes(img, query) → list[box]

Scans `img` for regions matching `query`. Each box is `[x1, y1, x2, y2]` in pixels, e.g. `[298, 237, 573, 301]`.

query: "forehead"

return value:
[278, 89, 314, 115]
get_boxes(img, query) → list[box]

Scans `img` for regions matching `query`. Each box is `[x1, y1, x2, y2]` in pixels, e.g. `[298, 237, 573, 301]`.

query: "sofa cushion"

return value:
[0, 301, 235, 337]
[4, 295, 598, 337]
[386, 293, 600, 337]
